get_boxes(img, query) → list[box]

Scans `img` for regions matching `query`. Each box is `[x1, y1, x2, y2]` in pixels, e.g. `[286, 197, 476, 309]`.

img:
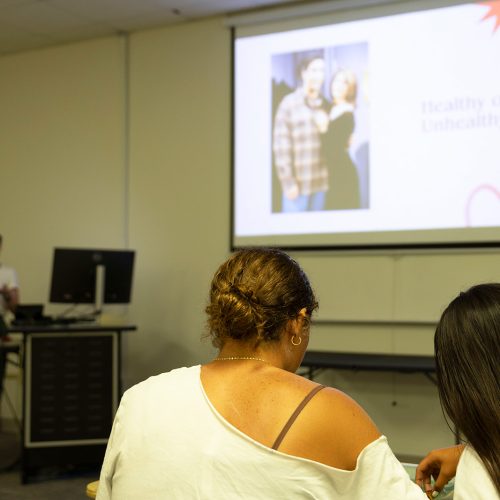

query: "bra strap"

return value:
[272, 384, 325, 450]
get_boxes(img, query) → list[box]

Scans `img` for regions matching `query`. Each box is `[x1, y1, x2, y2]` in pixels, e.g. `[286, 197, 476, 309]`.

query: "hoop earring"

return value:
[291, 335, 302, 346]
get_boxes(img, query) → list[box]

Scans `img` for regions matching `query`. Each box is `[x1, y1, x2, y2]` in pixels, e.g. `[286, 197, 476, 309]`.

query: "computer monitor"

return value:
[49, 248, 135, 308]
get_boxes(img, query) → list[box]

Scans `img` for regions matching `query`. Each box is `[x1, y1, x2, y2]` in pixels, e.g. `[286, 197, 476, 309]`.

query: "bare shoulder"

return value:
[201, 365, 381, 470]
[273, 371, 380, 438]
[278, 381, 382, 470]
[315, 386, 380, 439]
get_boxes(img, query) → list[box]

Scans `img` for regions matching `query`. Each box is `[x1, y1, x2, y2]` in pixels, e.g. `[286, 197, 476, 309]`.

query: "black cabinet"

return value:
[28, 334, 114, 443]
[11, 324, 135, 483]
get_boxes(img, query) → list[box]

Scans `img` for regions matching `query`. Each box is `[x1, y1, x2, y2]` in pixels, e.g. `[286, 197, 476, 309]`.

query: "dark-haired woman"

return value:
[97, 249, 430, 499]
[416, 283, 500, 499]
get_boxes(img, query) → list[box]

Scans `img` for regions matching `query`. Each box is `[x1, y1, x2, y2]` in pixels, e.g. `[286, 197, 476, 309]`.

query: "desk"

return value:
[300, 351, 460, 444]
[300, 350, 436, 384]
[7, 323, 136, 483]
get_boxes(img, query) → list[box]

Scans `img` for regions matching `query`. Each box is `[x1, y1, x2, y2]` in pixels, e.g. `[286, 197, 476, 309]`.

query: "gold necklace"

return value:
[215, 356, 268, 363]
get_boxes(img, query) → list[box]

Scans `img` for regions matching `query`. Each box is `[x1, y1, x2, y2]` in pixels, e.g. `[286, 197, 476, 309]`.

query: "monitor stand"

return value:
[94, 264, 105, 320]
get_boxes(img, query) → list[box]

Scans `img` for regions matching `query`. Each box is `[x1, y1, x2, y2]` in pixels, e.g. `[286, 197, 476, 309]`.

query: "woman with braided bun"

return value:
[97, 248, 443, 499]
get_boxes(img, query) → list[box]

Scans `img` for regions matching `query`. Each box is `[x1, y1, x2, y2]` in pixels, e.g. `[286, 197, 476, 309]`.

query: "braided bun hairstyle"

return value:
[205, 248, 318, 348]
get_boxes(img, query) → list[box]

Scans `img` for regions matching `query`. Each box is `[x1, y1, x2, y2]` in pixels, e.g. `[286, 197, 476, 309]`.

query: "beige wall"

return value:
[0, 37, 127, 305]
[1, 16, 499, 457]
[126, 19, 231, 382]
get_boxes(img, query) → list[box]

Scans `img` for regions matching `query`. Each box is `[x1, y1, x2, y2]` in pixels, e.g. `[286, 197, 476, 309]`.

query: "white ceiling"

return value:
[0, 0, 309, 56]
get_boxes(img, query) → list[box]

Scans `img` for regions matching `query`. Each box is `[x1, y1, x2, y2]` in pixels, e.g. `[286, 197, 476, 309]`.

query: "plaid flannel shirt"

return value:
[273, 88, 328, 197]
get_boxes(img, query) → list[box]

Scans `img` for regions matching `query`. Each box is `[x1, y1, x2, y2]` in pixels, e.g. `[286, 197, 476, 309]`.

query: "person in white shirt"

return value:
[0, 234, 19, 317]
[416, 283, 500, 499]
[97, 248, 438, 499]
[0, 233, 19, 400]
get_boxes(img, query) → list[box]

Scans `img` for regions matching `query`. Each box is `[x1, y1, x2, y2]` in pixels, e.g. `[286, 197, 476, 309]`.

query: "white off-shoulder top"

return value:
[97, 365, 427, 499]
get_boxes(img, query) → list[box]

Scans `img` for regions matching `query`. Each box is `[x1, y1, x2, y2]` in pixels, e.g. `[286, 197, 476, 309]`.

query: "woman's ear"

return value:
[293, 308, 309, 333]
[284, 308, 310, 340]
[298, 308, 311, 333]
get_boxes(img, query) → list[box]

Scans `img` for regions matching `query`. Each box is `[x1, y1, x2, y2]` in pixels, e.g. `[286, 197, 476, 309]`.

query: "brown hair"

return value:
[435, 283, 500, 493]
[330, 68, 357, 105]
[205, 248, 318, 348]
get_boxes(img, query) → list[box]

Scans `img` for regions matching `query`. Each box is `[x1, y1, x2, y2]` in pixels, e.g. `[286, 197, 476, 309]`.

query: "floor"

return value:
[0, 424, 99, 500]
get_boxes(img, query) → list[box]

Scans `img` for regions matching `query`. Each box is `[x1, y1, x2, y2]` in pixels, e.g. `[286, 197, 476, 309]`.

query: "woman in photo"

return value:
[321, 68, 361, 210]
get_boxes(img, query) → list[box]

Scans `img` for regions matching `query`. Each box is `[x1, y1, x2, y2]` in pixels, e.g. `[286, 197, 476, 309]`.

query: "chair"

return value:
[86, 480, 99, 499]
[0, 339, 21, 431]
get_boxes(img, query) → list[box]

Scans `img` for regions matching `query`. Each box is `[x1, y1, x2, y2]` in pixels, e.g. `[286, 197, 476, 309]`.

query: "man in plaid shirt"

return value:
[273, 56, 329, 212]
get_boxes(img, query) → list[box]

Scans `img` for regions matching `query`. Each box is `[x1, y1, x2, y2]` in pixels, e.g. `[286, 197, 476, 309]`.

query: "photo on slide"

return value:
[271, 43, 369, 213]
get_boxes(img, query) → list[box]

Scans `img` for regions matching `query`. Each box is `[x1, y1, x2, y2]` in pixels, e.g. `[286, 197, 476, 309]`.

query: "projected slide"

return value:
[233, 1, 500, 248]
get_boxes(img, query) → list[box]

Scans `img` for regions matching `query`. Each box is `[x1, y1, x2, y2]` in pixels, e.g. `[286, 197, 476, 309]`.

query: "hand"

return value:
[0, 285, 19, 312]
[285, 184, 300, 200]
[415, 445, 464, 498]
